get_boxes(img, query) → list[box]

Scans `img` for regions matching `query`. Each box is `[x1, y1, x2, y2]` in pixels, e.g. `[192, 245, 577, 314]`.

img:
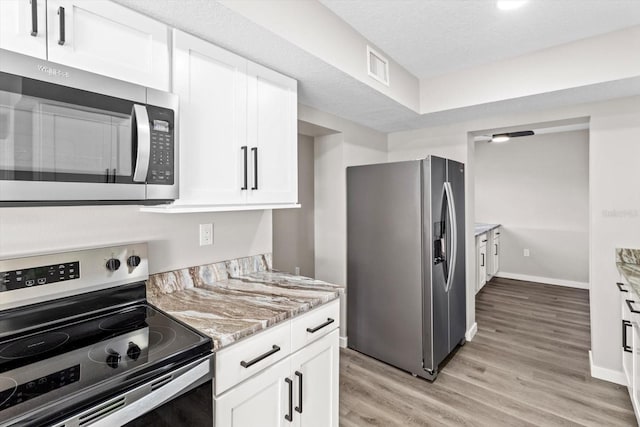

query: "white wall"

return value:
[273, 134, 315, 277]
[420, 26, 640, 113]
[475, 130, 589, 285]
[0, 206, 272, 274]
[388, 95, 640, 381]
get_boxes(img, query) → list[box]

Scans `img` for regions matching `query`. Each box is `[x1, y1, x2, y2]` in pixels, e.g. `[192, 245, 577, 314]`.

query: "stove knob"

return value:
[106, 258, 121, 272]
[127, 342, 141, 361]
[106, 352, 121, 369]
[127, 255, 141, 268]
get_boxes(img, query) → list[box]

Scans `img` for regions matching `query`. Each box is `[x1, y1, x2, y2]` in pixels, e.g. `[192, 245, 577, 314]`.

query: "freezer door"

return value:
[347, 160, 425, 376]
[447, 159, 466, 352]
[424, 156, 449, 372]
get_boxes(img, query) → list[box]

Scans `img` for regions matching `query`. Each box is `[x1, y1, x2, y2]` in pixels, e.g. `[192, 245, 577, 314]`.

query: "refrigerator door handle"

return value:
[444, 181, 457, 293]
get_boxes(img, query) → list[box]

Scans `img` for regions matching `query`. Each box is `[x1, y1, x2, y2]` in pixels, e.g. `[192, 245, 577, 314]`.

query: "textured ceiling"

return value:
[114, 0, 640, 134]
[320, 0, 640, 79]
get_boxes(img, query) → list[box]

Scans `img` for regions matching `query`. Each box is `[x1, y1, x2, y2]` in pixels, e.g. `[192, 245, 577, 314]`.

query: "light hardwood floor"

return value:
[339, 277, 636, 426]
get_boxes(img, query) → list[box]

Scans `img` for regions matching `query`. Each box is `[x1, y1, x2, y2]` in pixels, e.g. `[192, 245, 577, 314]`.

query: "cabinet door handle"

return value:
[494, 244, 498, 256]
[239, 345, 280, 368]
[251, 147, 258, 190]
[295, 371, 303, 413]
[617, 282, 628, 293]
[30, 0, 38, 36]
[57, 6, 65, 45]
[627, 299, 640, 314]
[241, 146, 248, 190]
[284, 377, 293, 422]
[623, 320, 632, 353]
[481, 253, 485, 267]
[306, 318, 335, 333]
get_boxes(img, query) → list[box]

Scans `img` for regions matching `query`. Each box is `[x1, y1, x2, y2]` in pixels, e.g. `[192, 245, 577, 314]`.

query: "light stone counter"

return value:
[617, 248, 640, 300]
[147, 254, 343, 350]
[475, 223, 501, 237]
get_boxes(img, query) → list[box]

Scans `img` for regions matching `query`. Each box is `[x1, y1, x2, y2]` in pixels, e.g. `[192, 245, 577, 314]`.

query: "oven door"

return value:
[54, 356, 213, 427]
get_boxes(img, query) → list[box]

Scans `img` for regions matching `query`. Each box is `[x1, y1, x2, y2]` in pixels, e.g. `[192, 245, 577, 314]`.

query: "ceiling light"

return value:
[491, 134, 510, 143]
[490, 130, 535, 143]
[497, 0, 528, 11]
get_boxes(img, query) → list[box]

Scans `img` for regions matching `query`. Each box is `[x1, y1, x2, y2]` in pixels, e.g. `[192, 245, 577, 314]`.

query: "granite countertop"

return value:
[475, 223, 501, 237]
[617, 248, 640, 299]
[147, 254, 344, 351]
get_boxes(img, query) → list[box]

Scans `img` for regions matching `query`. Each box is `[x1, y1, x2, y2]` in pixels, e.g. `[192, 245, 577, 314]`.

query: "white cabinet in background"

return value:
[488, 228, 501, 280]
[617, 280, 640, 422]
[171, 30, 298, 211]
[476, 234, 488, 293]
[214, 301, 340, 427]
[0, 0, 47, 59]
[46, 0, 169, 90]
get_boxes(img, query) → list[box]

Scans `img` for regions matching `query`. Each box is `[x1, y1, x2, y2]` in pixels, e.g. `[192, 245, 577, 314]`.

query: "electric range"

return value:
[0, 243, 213, 427]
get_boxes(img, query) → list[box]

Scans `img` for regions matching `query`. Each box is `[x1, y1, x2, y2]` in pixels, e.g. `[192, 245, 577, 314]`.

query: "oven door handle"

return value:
[67, 356, 211, 427]
[132, 104, 151, 183]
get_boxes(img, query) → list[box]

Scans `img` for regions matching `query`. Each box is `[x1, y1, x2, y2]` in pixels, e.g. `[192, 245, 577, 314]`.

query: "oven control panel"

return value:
[0, 262, 79, 292]
[0, 365, 80, 411]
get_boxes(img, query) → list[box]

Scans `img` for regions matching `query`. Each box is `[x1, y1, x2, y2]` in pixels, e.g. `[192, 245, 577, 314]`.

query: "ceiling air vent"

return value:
[367, 45, 389, 86]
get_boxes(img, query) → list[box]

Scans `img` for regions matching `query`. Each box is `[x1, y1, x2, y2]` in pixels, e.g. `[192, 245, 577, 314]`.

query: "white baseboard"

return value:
[465, 322, 478, 341]
[339, 336, 348, 348]
[589, 350, 627, 386]
[495, 272, 589, 290]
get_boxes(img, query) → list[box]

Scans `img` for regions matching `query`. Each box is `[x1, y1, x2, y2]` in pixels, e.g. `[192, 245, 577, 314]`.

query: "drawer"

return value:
[215, 320, 291, 395]
[291, 299, 340, 352]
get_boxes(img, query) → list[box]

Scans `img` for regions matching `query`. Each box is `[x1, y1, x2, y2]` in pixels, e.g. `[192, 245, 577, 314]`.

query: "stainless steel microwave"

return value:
[0, 49, 178, 205]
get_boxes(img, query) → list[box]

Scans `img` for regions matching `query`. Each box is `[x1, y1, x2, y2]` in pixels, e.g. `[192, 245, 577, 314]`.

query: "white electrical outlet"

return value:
[199, 223, 213, 246]
[523, 248, 530, 257]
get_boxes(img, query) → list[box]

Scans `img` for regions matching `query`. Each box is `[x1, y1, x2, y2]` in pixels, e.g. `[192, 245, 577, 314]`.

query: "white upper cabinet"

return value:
[0, 0, 47, 59]
[246, 62, 298, 205]
[45, 0, 169, 90]
[170, 29, 298, 210]
[173, 30, 248, 206]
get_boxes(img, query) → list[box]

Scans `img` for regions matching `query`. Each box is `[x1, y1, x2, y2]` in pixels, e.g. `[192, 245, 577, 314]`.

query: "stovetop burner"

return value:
[0, 331, 70, 360]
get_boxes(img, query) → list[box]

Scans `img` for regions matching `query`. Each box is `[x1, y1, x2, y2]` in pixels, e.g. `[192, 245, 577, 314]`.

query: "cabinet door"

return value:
[478, 242, 487, 291]
[46, 0, 169, 90]
[623, 294, 633, 385]
[492, 235, 500, 276]
[633, 320, 640, 417]
[246, 61, 298, 205]
[0, 0, 46, 58]
[215, 357, 291, 427]
[290, 330, 339, 427]
[173, 30, 248, 206]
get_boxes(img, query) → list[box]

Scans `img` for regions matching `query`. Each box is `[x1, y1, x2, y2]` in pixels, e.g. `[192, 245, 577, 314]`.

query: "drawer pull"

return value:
[306, 318, 335, 333]
[617, 282, 628, 292]
[627, 299, 640, 314]
[240, 345, 281, 368]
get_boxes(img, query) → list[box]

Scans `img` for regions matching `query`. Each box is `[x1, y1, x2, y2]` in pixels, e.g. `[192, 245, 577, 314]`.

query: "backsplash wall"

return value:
[0, 205, 272, 274]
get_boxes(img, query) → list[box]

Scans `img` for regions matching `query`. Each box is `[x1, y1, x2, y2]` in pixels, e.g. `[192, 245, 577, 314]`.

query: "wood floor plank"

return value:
[339, 278, 636, 426]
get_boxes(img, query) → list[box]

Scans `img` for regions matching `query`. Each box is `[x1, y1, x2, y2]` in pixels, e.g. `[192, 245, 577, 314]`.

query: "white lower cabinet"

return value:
[476, 235, 488, 293]
[489, 228, 501, 278]
[215, 357, 291, 427]
[214, 301, 340, 427]
[290, 331, 340, 427]
[618, 280, 640, 422]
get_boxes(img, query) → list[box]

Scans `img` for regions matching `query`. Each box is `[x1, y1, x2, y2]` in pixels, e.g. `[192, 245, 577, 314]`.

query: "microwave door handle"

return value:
[132, 105, 151, 183]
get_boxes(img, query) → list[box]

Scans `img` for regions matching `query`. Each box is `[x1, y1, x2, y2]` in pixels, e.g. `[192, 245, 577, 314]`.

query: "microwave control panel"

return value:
[147, 106, 175, 185]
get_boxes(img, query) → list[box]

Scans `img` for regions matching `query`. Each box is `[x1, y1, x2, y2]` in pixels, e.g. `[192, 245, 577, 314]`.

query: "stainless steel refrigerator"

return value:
[346, 156, 466, 381]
